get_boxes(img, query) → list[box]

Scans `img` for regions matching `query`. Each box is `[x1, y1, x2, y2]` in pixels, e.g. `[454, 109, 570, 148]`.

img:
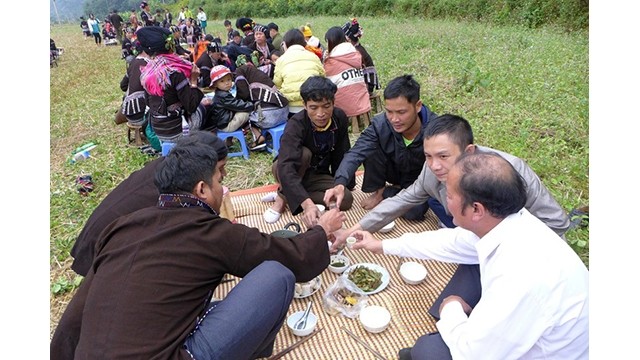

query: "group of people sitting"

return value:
[116, 14, 381, 154]
[52, 105, 589, 359]
[56, 10, 589, 360]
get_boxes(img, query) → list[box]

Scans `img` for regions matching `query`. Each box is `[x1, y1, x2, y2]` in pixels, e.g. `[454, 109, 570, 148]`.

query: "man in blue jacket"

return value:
[324, 74, 437, 220]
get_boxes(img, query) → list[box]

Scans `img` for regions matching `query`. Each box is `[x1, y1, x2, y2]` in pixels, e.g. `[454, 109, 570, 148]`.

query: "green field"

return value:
[50, 17, 588, 330]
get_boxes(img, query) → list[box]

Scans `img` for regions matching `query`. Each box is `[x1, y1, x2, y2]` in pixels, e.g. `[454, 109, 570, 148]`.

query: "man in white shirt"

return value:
[177, 7, 186, 23]
[329, 114, 571, 320]
[350, 152, 589, 359]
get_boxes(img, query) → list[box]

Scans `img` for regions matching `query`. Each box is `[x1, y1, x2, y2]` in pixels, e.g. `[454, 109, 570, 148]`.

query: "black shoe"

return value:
[398, 347, 413, 360]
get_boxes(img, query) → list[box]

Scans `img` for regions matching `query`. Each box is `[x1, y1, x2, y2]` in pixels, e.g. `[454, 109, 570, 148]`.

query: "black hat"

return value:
[136, 26, 172, 54]
[342, 18, 363, 42]
[207, 42, 221, 53]
[204, 34, 214, 42]
[236, 17, 254, 31]
[267, 22, 278, 31]
[140, 1, 148, 9]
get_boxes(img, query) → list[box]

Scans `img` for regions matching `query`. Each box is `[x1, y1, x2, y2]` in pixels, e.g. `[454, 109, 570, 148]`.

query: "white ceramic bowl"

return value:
[328, 254, 351, 274]
[359, 305, 391, 333]
[399, 261, 428, 285]
[286, 310, 318, 336]
[379, 220, 396, 233]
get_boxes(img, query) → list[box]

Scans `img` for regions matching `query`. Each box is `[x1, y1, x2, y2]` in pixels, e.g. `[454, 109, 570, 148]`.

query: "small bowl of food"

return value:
[328, 254, 350, 274]
[359, 305, 391, 333]
[286, 310, 318, 336]
[399, 261, 428, 285]
[378, 220, 396, 233]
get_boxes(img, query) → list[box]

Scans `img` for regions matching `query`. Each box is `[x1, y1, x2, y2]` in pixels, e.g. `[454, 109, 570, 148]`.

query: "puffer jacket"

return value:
[334, 105, 437, 188]
[324, 42, 371, 117]
[273, 44, 325, 107]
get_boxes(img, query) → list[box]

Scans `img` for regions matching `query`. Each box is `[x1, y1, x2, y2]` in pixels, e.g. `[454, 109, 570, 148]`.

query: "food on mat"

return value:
[347, 266, 383, 292]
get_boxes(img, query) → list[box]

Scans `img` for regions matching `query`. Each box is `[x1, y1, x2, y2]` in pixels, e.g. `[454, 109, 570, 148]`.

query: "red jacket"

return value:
[323, 42, 371, 117]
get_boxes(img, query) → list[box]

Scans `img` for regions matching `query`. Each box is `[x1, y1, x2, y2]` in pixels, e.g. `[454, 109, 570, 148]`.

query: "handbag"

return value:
[249, 103, 288, 129]
[236, 75, 289, 129]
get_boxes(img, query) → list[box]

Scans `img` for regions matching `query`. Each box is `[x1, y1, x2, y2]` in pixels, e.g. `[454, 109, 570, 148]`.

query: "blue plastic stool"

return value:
[217, 129, 250, 159]
[161, 142, 175, 156]
[261, 122, 286, 158]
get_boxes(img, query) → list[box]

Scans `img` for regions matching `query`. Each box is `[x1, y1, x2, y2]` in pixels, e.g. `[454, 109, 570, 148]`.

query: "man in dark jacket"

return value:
[264, 76, 355, 227]
[70, 131, 229, 276]
[195, 41, 223, 88]
[324, 74, 437, 220]
[52, 133, 345, 359]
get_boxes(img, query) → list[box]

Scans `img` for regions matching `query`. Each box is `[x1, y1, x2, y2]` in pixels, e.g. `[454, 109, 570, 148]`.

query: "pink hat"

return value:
[209, 65, 231, 85]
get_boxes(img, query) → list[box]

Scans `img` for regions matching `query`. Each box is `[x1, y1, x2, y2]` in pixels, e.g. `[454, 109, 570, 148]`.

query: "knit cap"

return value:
[301, 25, 312, 37]
[253, 24, 268, 35]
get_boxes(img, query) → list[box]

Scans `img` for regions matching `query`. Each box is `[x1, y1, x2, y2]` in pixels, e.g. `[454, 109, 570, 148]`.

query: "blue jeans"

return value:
[427, 197, 455, 228]
[183, 261, 295, 359]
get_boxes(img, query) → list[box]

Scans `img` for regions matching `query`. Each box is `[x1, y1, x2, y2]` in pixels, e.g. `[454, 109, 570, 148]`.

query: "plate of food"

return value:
[294, 276, 322, 299]
[342, 263, 390, 295]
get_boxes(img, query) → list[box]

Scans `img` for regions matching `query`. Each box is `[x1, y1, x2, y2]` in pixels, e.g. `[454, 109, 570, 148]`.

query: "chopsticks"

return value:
[341, 326, 387, 360]
[267, 327, 324, 360]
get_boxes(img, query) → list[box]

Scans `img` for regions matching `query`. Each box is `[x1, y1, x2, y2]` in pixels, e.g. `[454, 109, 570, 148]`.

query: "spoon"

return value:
[294, 301, 313, 330]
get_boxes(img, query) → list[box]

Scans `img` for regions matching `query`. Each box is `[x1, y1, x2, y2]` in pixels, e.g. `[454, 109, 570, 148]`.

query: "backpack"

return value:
[235, 75, 289, 129]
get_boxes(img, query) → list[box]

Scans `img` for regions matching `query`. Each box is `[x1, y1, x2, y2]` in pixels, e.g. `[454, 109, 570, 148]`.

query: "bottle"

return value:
[71, 150, 90, 164]
[181, 116, 190, 136]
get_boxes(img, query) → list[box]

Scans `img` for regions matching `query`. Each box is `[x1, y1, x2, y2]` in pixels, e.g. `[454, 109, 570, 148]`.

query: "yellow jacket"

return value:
[273, 44, 325, 107]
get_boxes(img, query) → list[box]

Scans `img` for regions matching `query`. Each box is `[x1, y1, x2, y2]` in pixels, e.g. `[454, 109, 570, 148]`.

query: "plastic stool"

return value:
[127, 123, 145, 146]
[370, 91, 383, 114]
[349, 111, 371, 134]
[261, 122, 286, 158]
[161, 142, 175, 156]
[217, 129, 250, 159]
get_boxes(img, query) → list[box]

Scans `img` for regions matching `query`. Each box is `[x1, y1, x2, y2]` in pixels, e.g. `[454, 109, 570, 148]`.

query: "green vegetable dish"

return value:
[331, 261, 346, 267]
[347, 266, 383, 292]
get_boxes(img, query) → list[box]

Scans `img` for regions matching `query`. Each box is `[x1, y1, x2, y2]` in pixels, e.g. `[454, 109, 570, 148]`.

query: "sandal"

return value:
[250, 135, 267, 151]
[76, 175, 94, 196]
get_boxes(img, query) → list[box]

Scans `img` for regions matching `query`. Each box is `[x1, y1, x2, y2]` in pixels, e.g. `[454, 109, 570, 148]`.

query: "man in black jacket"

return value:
[264, 76, 355, 227]
[324, 74, 437, 220]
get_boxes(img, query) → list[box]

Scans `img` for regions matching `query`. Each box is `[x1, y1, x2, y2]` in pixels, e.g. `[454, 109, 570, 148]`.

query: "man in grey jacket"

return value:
[330, 113, 570, 318]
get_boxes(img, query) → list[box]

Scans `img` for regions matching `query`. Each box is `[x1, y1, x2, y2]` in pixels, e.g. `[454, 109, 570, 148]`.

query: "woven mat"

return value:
[217, 174, 457, 360]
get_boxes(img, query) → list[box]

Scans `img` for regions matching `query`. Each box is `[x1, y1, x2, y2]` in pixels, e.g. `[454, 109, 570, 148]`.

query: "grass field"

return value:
[49, 16, 588, 335]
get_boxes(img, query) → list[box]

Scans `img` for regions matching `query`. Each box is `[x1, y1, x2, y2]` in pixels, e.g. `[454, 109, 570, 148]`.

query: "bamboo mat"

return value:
[217, 174, 457, 360]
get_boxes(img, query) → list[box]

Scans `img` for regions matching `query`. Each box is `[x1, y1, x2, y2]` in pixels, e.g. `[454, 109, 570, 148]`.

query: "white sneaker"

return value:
[263, 208, 282, 223]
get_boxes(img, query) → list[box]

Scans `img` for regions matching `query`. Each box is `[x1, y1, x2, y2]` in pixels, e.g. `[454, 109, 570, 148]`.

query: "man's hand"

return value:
[301, 202, 321, 228]
[317, 208, 346, 235]
[190, 63, 200, 82]
[350, 230, 383, 254]
[323, 184, 345, 209]
[329, 224, 362, 253]
[439, 295, 472, 316]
